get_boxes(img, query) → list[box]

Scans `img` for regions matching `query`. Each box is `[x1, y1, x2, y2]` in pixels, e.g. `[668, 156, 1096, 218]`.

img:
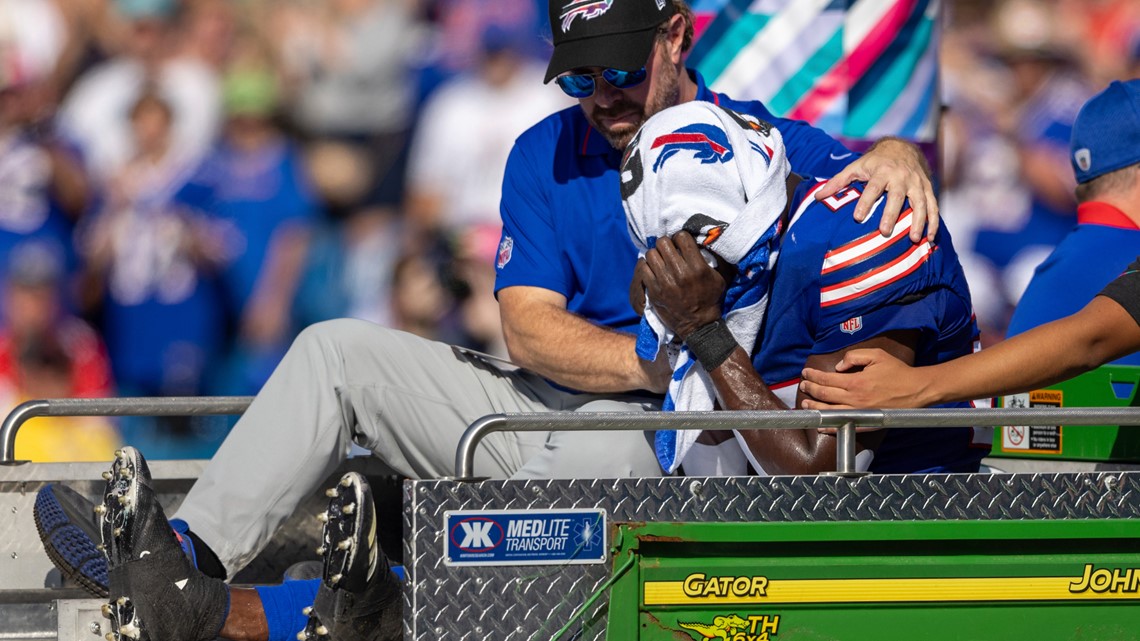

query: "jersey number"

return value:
[821, 186, 861, 212]
[620, 131, 645, 200]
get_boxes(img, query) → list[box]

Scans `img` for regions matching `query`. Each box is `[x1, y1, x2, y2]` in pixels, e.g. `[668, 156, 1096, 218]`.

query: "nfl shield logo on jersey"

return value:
[497, 236, 514, 269]
[840, 316, 863, 335]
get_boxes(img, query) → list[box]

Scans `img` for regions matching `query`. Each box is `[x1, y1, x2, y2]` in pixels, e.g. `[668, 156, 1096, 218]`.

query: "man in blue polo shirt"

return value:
[1007, 79, 1140, 367]
[44, 2, 940, 641]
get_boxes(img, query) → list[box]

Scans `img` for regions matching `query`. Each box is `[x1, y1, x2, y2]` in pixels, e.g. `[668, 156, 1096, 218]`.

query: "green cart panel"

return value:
[992, 365, 1140, 462]
[606, 520, 1140, 641]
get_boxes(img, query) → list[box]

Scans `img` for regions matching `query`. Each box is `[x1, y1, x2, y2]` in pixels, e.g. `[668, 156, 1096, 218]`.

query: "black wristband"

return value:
[685, 319, 738, 370]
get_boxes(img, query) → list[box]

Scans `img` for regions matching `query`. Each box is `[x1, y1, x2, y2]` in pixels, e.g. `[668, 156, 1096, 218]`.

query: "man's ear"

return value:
[664, 14, 686, 63]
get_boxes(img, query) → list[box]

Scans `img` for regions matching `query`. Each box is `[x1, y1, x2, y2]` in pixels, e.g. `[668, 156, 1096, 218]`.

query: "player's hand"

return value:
[798, 348, 927, 409]
[630, 257, 649, 316]
[814, 137, 938, 243]
[640, 231, 725, 340]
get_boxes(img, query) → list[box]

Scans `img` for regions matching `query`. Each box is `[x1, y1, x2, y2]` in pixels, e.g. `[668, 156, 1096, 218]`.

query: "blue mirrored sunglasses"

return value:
[554, 67, 648, 98]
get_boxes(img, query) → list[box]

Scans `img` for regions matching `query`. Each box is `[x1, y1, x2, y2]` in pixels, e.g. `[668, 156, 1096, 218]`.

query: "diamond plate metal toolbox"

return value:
[403, 472, 1140, 641]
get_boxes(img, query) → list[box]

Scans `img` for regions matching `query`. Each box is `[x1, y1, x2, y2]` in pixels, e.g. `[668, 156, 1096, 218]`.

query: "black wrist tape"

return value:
[685, 319, 738, 370]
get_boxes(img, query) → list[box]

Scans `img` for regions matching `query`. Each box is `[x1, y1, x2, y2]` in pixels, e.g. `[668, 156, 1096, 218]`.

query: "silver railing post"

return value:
[829, 422, 862, 477]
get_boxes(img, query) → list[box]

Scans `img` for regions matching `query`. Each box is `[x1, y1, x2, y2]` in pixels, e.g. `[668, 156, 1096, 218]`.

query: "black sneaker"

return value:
[34, 484, 109, 597]
[299, 472, 401, 641]
[99, 447, 229, 641]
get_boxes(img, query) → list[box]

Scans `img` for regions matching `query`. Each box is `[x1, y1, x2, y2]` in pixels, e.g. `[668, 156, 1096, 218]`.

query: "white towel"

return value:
[620, 101, 791, 474]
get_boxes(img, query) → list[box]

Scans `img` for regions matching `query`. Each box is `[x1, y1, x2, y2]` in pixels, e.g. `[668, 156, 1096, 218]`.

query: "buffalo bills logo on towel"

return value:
[560, 0, 613, 33]
[682, 214, 728, 248]
[650, 124, 734, 173]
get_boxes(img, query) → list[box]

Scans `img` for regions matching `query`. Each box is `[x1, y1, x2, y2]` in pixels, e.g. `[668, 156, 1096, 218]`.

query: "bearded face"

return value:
[579, 38, 683, 151]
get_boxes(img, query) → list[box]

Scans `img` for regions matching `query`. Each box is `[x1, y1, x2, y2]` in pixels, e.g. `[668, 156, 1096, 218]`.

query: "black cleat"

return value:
[99, 447, 229, 641]
[299, 472, 401, 641]
[34, 484, 109, 597]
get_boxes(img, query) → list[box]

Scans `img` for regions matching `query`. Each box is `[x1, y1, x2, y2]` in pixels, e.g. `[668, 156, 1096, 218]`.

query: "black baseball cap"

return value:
[544, 0, 678, 83]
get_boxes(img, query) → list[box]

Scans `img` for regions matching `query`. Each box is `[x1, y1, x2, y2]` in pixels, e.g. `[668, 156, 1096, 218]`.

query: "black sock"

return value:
[186, 530, 228, 579]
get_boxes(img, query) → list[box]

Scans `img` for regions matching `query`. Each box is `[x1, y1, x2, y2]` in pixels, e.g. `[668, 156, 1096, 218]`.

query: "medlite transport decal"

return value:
[443, 509, 606, 567]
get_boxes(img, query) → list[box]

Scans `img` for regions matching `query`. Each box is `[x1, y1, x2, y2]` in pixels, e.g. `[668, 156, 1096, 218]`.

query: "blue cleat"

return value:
[34, 483, 109, 597]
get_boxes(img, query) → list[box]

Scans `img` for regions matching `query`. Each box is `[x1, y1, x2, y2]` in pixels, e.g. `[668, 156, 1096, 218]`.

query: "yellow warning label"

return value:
[1030, 390, 1063, 404]
[1000, 388, 1063, 454]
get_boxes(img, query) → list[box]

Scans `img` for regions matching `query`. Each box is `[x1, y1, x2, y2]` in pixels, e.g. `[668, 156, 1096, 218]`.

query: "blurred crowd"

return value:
[0, 0, 1137, 461]
[0, 0, 569, 460]
[941, 0, 1140, 344]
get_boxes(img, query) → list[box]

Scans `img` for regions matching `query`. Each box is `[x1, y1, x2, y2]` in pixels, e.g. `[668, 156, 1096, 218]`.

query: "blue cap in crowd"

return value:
[1070, 79, 1140, 184]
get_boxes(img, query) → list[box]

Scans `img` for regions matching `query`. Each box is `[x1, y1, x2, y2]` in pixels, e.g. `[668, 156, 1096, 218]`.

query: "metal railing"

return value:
[0, 397, 254, 463]
[4, 399, 1140, 476]
[454, 407, 1140, 479]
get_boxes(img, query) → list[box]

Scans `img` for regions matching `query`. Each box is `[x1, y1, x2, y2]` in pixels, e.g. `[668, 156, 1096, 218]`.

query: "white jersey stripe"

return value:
[822, 207, 913, 275]
[820, 240, 933, 307]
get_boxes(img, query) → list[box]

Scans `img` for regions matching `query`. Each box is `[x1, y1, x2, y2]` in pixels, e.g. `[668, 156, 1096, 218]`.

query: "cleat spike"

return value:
[336, 539, 352, 550]
[324, 488, 339, 498]
[302, 606, 312, 616]
[119, 468, 133, 479]
[118, 495, 130, 505]
[113, 528, 122, 537]
[96, 544, 105, 552]
[339, 476, 352, 487]
[297, 633, 307, 641]
[120, 623, 140, 639]
[116, 596, 127, 606]
[106, 633, 115, 641]
[330, 573, 343, 584]
[94, 505, 107, 515]
[316, 512, 329, 523]
[315, 545, 327, 555]
[101, 603, 112, 618]
[316, 625, 329, 636]
[114, 449, 124, 458]
[102, 471, 113, 481]
[342, 503, 355, 515]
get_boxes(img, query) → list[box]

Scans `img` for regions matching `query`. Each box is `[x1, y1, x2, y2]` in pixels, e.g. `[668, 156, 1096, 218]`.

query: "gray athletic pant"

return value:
[172, 319, 662, 574]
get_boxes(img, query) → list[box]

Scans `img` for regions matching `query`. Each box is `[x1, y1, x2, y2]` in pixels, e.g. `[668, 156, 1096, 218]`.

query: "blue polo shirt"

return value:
[1008, 202, 1140, 367]
[494, 70, 858, 334]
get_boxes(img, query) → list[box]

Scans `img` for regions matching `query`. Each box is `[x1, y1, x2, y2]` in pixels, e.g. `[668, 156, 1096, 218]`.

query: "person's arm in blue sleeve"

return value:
[495, 143, 670, 393]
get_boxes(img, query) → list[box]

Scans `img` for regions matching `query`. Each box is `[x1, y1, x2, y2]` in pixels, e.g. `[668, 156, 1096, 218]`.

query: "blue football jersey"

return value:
[755, 179, 992, 473]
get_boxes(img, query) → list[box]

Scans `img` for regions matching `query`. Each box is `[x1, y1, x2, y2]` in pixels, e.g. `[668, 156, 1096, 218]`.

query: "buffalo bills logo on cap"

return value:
[560, 0, 614, 33]
[650, 124, 735, 172]
[682, 214, 729, 248]
[1074, 148, 1092, 173]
